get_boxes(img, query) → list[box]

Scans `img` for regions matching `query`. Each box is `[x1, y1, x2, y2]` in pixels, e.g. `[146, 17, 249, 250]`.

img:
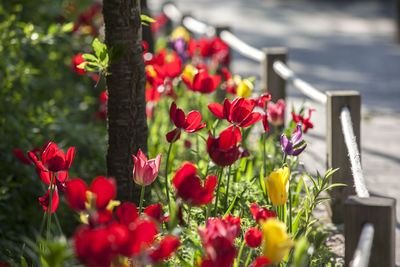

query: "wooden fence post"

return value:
[326, 91, 360, 223]
[261, 47, 287, 102]
[345, 196, 396, 267]
[396, 0, 400, 43]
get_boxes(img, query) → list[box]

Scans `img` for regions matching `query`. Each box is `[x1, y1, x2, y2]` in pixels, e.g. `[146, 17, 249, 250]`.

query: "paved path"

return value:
[151, 0, 400, 264]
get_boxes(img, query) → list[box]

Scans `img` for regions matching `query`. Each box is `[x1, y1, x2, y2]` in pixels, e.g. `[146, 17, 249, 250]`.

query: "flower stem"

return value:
[139, 185, 146, 213]
[46, 172, 55, 241]
[288, 176, 292, 234]
[164, 131, 179, 212]
[224, 165, 231, 211]
[234, 239, 246, 267]
[263, 133, 270, 205]
[213, 167, 224, 216]
[244, 248, 253, 267]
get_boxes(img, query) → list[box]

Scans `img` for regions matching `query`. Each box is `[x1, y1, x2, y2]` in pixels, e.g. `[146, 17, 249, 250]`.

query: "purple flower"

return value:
[281, 124, 307, 156]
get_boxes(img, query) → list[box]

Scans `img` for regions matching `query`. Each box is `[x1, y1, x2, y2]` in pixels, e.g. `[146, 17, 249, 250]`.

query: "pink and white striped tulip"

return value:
[132, 149, 162, 186]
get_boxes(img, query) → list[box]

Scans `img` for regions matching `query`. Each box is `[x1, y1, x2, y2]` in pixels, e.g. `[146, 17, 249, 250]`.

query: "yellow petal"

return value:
[262, 218, 294, 264]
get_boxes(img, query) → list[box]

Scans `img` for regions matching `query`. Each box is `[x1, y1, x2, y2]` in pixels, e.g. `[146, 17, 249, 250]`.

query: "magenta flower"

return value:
[132, 149, 162, 186]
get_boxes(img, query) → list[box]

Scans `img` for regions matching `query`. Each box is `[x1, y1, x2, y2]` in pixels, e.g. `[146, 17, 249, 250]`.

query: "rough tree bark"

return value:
[103, 0, 148, 204]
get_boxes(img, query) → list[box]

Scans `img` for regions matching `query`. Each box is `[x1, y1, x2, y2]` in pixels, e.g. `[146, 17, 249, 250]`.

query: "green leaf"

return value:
[76, 62, 87, 69]
[293, 237, 309, 267]
[141, 14, 156, 23]
[82, 53, 98, 62]
[224, 195, 238, 217]
[92, 38, 107, 59]
[109, 44, 124, 63]
[61, 22, 74, 32]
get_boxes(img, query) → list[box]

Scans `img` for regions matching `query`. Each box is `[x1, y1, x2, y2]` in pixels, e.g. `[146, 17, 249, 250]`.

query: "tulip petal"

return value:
[149, 235, 180, 263]
[239, 112, 262, 127]
[65, 178, 88, 211]
[185, 111, 205, 133]
[39, 186, 59, 213]
[166, 128, 181, 143]
[115, 202, 139, 226]
[13, 149, 32, 165]
[90, 176, 116, 210]
[208, 103, 224, 119]
[65, 147, 75, 170]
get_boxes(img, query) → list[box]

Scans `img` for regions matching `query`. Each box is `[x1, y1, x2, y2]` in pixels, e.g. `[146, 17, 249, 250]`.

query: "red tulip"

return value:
[207, 125, 249, 166]
[292, 108, 315, 133]
[267, 99, 285, 126]
[65, 176, 116, 212]
[132, 149, 162, 186]
[28, 142, 75, 173]
[254, 93, 272, 109]
[208, 98, 262, 127]
[148, 235, 180, 263]
[249, 203, 276, 225]
[172, 162, 217, 206]
[198, 215, 241, 267]
[182, 69, 221, 94]
[71, 53, 86, 75]
[166, 102, 206, 143]
[143, 203, 165, 224]
[249, 256, 272, 267]
[245, 227, 263, 248]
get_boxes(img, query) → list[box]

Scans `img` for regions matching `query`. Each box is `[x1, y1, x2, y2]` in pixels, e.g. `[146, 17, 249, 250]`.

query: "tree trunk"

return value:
[103, 0, 148, 204]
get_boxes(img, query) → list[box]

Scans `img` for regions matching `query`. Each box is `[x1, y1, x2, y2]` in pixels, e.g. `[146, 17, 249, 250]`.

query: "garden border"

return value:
[161, 3, 396, 266]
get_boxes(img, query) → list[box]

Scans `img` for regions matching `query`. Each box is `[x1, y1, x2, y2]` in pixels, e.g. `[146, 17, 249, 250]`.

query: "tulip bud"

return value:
[264, 166, 290, 206]
[236, 79, 253, 98]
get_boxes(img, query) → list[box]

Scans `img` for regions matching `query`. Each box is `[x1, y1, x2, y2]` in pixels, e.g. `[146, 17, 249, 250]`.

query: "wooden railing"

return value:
[161, 3, 396, 266]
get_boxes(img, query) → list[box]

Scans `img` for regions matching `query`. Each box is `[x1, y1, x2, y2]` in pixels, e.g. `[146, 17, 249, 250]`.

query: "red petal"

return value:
[239, 112, 262, 127]
[149, 235, 180, 263]
[13, 149, 32, 165]
[223, 98, 232, 121]
[174, 108, 186, 128]
[65, 178, 88, 211]
[90, 176, 116, 210]
[144, 203, 163, 223]
[166, 128, 181, 143]
[116, 202, 139, 226]
[39, 187, 59, 213]
[172, 162, 197, 189]
[262, 114, 270, 131]
[250, 256, 272, 267]
[65, 147, 75, 169]
[166, 57, 182, 78]
[245, 227, 263, 248]
[219, 126, 238, 150]
[182, 75, 194, 90]
[185, 111, 205, 133]
[208, 103, 225, 119]
[169, 102, 177, 122]
[128, 219, 158, 255]
[41, 142, 58, 167]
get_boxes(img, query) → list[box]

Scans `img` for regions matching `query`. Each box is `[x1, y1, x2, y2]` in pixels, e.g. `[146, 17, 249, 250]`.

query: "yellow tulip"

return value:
[262, 218, 294, 264]
[182, 64, 198, 84]
[265, 166, 290, 206]
[236, 78, 253, 98]
[171, 26, 190, 42]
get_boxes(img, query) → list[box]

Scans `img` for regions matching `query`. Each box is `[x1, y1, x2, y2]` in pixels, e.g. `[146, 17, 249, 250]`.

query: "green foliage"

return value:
[0, 1, 106, 264]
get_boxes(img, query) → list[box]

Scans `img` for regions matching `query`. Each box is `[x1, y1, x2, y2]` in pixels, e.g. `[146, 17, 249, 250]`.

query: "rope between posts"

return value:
[273, 61, 327, 104]
[350, 223, 374, 267]
[219, 30, 264, 62]
[340, 107, 369, 198]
